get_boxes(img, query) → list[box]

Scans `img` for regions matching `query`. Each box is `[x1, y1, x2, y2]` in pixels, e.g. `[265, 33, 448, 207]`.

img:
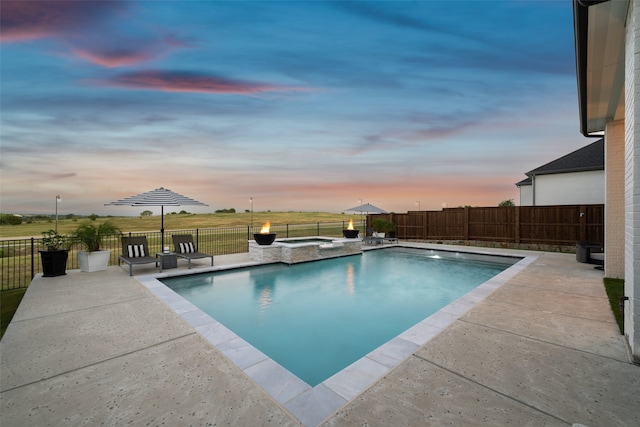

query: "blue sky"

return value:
[1, 0, 588, 216]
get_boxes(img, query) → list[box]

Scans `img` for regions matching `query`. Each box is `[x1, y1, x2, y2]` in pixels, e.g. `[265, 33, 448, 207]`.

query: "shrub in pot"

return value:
[371, 218, 395, 238]
[387, 221, 397, 238]
[71, 221, 121, 272]
[40, 229, 69, 277]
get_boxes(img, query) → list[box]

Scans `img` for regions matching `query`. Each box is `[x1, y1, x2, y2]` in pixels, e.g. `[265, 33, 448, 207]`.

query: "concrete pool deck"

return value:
[1, 244, 639, 426]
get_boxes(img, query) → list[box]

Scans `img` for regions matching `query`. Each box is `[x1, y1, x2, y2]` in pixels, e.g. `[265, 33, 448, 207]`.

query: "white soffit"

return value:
[585, 0, 628, 133]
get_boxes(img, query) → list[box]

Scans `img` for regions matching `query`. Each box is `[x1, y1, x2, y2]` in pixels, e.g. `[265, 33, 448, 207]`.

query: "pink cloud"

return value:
[0, 1, 125, 43]
[90, 71, 314, 94]
[69, 33, 196, 68]
[228, 174, 518, 212]
[70, 48, 157, 68]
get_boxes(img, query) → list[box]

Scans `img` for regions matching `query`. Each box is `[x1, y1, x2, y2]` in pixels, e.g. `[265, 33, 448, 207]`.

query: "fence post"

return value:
[31, 237, 35, 279]
[515, 206, 521, 243]
[423, 211, 428, 240]
[317, 222, 320, 236]
[464, 207, 470, 240]
[286, 224, 289, 238]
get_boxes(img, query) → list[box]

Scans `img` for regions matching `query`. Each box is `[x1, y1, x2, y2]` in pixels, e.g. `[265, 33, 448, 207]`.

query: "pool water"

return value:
[162, 247, 514, 386]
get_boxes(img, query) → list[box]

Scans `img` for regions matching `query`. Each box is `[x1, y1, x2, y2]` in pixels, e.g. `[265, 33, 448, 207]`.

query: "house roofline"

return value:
[526, 166, 604, 177]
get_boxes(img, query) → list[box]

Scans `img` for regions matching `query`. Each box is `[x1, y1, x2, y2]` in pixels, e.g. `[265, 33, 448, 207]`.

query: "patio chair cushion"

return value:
[179, 242, 195, 254]
[172, 234, 213, 269]
[127, 244, 146, 258]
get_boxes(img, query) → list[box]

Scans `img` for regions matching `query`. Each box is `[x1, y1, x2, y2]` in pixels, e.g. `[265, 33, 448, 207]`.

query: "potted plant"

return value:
[371, 217, 394, 238]
[387, 220, 397, 239]
[71, 221, 122, 272]
[39, 229, 69, 277]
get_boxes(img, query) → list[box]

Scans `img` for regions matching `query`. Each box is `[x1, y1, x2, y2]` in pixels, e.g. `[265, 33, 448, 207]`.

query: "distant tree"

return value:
[498, 199, 515, 207]
[244, 209, 250, 213]
[179, 210, 189, 215]
[0, 214, 22, 225]
[215, 208, 236, 213]
[88, 214, 99, 221]
[141, 210, 153, 217]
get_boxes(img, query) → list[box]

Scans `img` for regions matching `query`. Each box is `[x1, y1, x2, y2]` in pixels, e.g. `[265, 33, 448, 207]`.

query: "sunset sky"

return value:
[1, 0, 591, 216]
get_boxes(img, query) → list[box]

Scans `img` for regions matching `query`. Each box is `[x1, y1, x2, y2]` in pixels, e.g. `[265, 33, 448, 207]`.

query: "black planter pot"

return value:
[39, 250, 68, 277]
[342, 229, 360, 238]
[254, 233, 277, 245]
[388, 231, 396, 238]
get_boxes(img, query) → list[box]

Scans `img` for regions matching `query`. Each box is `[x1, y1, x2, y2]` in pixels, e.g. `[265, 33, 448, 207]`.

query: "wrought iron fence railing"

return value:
[0, 220, 364, 290]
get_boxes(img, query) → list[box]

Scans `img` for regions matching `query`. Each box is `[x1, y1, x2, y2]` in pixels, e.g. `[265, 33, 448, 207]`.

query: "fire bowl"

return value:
[254, 233, 277, 245]
[342, 229, 360, 239]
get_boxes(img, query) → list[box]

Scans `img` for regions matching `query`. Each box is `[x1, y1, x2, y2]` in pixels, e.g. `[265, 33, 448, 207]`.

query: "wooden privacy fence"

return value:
[370, 205, 603, 246]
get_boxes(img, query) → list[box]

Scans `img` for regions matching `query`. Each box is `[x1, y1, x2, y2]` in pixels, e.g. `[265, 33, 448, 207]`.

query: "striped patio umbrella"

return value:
[106, 187, 208, 248]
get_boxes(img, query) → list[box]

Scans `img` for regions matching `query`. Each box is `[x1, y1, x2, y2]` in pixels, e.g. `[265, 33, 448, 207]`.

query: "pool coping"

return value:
[135, 244, 538, 427]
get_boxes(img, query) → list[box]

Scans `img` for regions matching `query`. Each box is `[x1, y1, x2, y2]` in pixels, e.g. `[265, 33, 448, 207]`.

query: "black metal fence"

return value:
[0, 220, 364, 290]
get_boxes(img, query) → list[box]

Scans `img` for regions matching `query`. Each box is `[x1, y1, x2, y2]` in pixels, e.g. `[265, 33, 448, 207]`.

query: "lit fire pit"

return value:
[342, 218, 360, 238]
[254, 221, 277, 245]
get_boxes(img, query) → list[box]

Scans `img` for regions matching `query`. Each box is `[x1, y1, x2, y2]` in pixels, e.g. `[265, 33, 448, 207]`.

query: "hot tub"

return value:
[249, 236, 362, 264]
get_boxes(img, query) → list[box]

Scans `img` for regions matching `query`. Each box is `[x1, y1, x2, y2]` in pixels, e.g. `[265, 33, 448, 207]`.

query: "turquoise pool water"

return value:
[162, 247, 516, 386]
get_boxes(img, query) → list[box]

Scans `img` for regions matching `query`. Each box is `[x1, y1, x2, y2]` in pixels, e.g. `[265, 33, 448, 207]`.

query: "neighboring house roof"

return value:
[515, 138, 604, 187]
[516, 177, 532, 187]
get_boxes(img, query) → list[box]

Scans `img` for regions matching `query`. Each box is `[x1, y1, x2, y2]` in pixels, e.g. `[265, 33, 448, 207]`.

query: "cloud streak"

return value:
[70, 48, 158, 68]
[0, 0, 126, 43]
[88, 70, 315, 95]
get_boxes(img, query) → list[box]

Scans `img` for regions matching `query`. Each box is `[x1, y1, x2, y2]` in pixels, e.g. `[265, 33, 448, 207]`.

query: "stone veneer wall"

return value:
[248, 243, 283, 264]
[249, 239, 362, 264]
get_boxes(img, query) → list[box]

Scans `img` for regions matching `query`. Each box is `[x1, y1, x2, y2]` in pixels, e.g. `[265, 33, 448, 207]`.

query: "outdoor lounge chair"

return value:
[172, 234, 214, 269]
[363, 227, 384, 245]
[119, 236, 159, 276]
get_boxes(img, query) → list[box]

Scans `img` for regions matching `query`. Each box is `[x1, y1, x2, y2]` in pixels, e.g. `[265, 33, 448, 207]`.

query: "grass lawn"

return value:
[1, 288, 27, 339]
[603, 277, 624, 334]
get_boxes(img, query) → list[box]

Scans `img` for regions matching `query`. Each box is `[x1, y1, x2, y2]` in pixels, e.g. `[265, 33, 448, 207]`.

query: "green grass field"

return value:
[1, 211, 353, 239]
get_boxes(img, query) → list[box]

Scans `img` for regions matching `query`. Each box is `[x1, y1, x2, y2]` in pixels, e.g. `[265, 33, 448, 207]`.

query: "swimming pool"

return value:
[144, 243, 534, 426]
[162, 246, 519, 386]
